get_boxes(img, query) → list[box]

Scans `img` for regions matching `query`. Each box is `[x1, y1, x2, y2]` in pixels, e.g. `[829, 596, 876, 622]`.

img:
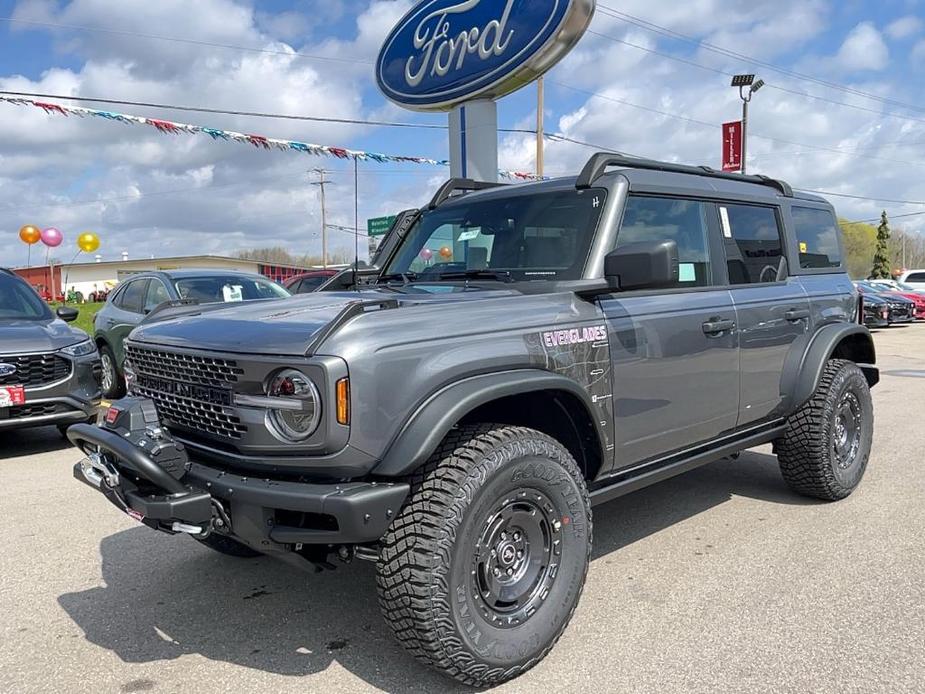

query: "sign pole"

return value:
[536, 78, 545, 178]
[449, 100, 498, 183]
[741, 98, 748, 176]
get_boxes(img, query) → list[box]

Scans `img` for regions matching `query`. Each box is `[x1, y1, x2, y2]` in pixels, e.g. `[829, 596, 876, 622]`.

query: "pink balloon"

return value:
[41, 227, 64, 248]
[420, 248, 433, 261]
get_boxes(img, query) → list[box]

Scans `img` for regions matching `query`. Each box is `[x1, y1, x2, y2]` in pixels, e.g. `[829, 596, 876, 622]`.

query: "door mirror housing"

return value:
[56, 306, 79, 323]
[605, 240, 680, 291]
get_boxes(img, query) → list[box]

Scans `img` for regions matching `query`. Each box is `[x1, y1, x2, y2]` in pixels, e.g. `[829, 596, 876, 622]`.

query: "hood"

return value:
[0, 318, 89, 355]
[129, 287, 523, 356]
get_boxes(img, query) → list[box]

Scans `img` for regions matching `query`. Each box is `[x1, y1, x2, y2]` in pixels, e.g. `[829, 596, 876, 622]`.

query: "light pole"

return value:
[310, 168, 332, 268]
[731, 74, 764, 175]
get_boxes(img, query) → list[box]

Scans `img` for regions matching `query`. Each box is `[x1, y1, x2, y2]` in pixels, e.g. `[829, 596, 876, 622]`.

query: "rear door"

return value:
[600, 194, 740, 470]
[105, 278, 149, 367]
[720, 203, 811, 427]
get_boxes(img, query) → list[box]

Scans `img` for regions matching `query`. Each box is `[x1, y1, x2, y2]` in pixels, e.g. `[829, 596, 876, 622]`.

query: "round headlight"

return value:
[266, 369, 321, 442]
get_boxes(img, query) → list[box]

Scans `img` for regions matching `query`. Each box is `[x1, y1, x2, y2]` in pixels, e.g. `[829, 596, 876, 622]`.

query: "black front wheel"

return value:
[377, 424, 592, 686]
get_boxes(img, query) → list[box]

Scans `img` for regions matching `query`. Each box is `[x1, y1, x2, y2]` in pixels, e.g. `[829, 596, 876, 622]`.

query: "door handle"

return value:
[702, 318, 736, 335]
[785, 308, 810, 322]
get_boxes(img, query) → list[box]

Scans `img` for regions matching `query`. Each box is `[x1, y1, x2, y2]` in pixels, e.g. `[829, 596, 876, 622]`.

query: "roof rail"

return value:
[427, 178, 506, 210]
[575, 153, 793, 197]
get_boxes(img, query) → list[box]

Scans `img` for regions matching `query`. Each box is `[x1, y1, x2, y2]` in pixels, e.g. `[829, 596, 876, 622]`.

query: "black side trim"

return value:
[576, 152, 793, 197]
[590, 423, 786, 507]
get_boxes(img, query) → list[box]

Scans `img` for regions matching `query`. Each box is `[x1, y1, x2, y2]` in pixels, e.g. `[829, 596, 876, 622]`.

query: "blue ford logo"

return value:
[377, 0, 595, 111]
[0, 363, 17, 378]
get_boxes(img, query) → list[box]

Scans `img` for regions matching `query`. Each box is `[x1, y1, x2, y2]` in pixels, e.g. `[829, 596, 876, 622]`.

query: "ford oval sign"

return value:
[377, 0, 595, 111]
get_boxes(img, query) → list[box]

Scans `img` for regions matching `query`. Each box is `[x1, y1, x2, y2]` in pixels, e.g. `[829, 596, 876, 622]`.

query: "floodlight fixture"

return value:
[731, 74, 755, 88]
[751, 79, 766, 94]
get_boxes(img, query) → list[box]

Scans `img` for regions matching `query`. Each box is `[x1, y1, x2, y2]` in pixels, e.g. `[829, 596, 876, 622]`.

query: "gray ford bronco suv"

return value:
[69, 154, 878, 686]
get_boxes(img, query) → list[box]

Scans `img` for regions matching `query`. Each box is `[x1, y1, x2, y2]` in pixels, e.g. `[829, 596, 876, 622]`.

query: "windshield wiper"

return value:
[376, 272, 420, 285]
[435, 270, 514, 283]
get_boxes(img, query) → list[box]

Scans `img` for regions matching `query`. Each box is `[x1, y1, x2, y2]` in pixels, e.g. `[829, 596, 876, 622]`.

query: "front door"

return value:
[719, 202, 811, 426]
[601, 195, 739, 471]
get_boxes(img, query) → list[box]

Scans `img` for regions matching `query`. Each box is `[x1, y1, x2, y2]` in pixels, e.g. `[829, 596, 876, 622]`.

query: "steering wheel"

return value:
[759, 265, 778, 284]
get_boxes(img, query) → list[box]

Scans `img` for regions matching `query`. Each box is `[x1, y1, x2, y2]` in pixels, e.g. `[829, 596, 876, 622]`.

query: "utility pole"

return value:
[731, 75, 765, 175]
[536, 77, 545, 178]
[310, 168, 332, 268]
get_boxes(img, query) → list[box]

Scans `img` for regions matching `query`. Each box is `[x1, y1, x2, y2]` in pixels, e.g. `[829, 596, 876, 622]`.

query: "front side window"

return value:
[385, 190, 607, 282]
[617, 196, 713, 287]
[0, 274, 51, 321]
[721, 204, 785, 285]
[792, 207, 842, 269]
[907, 272, 925, 283]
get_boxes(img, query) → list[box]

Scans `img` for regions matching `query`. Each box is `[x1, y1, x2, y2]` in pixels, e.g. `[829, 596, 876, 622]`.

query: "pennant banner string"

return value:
[0, 96, 543, 181]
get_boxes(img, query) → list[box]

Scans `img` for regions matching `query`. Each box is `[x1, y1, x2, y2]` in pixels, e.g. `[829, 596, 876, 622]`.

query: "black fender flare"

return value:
[780, 323, 878, 415]
[373, 370, 605, 478]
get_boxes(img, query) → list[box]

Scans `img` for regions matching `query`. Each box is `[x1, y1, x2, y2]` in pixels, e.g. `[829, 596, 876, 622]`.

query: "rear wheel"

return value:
[195, 533, 262, 558]
[377, 424, 592, 686]
[99, 344, 124, 399]
[777, 359, 874, 500]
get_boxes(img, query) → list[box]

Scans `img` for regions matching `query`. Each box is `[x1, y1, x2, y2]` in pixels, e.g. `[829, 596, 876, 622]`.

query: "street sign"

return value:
[367, 216, 397, 237]
[723, 121, 743, 173]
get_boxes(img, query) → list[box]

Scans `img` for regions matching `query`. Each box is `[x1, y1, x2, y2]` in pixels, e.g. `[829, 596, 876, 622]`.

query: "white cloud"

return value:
[885, 16, 924, 40]
[831, 22, 890, 72]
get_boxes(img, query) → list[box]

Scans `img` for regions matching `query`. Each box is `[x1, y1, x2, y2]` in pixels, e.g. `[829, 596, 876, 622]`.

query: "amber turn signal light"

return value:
[336, 378, 350, 425]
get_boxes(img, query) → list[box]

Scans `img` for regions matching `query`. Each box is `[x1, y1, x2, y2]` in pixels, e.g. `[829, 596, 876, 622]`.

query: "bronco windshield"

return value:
[384, 189, 607, 282]
[0, 274, 52, 321]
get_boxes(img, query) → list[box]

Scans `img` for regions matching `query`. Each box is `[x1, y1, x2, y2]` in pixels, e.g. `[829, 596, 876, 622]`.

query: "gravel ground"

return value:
[1, 324, 923, 694]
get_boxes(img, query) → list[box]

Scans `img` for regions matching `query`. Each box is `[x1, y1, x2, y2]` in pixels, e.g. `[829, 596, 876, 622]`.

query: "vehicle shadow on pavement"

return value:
[591, 451, 819, 559]
[0, 427, 73, 459]
[56, 451, 809, 692]
[57, 529, 469, 693]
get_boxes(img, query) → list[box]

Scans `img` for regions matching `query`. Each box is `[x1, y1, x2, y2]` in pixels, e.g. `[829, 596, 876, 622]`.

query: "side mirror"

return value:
[56, 306, 79, 323]
[605, 240, 679, 291]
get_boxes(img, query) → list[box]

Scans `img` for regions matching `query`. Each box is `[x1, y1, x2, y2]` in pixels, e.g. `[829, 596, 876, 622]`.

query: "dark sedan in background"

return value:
[93, 269, 290, 398]
[855, 282, 917, 324]
[0, 268, 101, 434]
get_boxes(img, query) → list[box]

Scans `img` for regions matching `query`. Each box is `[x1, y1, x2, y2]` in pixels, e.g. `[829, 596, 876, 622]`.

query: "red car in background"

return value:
[283, 270, 339, 294]
[856, 281, 923, 321]
[868, 279, 925, 319]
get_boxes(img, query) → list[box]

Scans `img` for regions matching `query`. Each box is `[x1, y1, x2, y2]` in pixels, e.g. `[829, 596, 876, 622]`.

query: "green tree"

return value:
[869, 211, 892, 279]
[838, 218, 877, 279]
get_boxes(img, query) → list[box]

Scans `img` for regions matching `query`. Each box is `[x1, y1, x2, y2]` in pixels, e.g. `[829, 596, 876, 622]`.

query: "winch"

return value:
[101, 397, 190, 481]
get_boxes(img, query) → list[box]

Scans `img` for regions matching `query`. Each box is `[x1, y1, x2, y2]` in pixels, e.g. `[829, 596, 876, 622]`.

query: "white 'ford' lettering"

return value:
[404, 0, 516, 87]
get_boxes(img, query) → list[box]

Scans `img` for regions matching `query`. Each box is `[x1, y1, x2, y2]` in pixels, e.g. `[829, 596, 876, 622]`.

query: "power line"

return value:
[584, 27, 925, 126]
[596, 5, 925, 115]
[0, 16, 371, 66]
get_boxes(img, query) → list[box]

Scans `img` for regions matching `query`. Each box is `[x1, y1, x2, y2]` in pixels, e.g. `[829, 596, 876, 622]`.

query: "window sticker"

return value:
[222, 285, 244, 302]
[799, 242, 808, 253]
[719, 207, 733, 238]
[457, 229, 481, 242]
[679, 263, 697, 283]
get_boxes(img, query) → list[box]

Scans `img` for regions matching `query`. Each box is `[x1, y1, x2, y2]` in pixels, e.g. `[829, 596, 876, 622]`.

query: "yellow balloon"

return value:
[19, 225, 41, 245]
[77, 232, 100, 253]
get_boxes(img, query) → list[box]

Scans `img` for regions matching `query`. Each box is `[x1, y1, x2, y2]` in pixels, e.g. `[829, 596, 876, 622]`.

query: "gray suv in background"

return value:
[93, 269, 290, 398]
[69, 154, 877, 686]
[0, 268, 101, 435]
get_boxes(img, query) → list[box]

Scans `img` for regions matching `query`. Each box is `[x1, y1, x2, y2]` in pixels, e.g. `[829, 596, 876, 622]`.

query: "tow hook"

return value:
[78, 452, 120, 489]
[171, 521, 208, 537]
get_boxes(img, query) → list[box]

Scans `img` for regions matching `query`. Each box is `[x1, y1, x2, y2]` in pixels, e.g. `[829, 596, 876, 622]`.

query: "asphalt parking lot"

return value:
[1, 325, 923, 694]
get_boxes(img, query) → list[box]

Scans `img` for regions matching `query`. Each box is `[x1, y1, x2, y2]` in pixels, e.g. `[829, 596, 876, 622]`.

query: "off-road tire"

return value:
[195, 533, 262, 558]
[99, 344, 125, 400]
[777, 359, 873, 501]
[376, 424, 592, 687]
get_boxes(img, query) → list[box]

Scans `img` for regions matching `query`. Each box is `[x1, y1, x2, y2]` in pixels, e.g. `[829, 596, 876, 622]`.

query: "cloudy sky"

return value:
[1, 0, 924, 268]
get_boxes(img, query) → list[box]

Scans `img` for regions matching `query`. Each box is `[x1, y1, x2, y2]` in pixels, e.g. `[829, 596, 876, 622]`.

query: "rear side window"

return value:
[117, 280, 147, 313]
[618, 196, 714, 287]
[720, 204, 784, 285]
[907, 272, 925, 283]
[792, 207, 842, 269]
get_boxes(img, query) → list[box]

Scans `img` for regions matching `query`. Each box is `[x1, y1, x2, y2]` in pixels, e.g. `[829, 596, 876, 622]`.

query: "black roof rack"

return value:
[575, 153, 793, 197]
[427, 178, 506, 210]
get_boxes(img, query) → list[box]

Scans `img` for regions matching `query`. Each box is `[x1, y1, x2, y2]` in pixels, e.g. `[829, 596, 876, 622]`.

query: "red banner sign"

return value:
[722, 121, 743, 172]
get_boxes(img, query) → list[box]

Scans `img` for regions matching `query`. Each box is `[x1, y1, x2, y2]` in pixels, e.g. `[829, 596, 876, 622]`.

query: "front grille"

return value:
[127, 346, 247, 440]
[0, 354, 71, 387]
[125, 345, 244, 387]
[8, 403, 70, 419]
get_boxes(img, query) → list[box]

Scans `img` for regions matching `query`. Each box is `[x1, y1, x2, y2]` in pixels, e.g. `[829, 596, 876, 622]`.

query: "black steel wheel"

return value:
[778, 359, 874, 500]
[377, 424, 591, 687]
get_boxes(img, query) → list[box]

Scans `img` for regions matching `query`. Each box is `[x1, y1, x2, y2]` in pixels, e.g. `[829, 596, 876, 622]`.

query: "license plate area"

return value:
[0, 385, 26, 410]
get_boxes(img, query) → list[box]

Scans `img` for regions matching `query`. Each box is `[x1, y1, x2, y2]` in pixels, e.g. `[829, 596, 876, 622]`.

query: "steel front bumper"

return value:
[68, 423, 409, 548]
